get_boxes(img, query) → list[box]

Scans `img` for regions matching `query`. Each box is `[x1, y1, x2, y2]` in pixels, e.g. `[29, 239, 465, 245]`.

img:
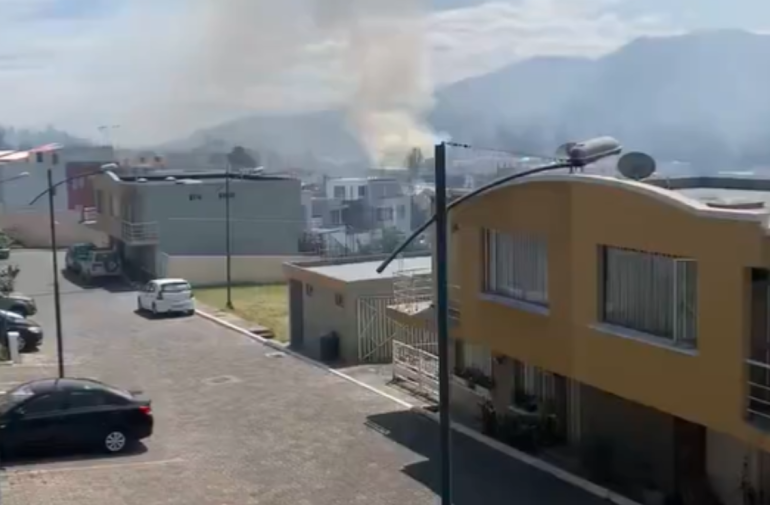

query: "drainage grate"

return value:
[202, 375, 241, 386]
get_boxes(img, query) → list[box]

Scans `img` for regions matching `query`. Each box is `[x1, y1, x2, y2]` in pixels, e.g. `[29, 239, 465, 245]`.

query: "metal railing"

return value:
[393, 267, 460, 319]
[392, 340, 439, 401]
[121, 221, 159, 245]
[80, 206, 98, 223]
[747, 359, 770, 425]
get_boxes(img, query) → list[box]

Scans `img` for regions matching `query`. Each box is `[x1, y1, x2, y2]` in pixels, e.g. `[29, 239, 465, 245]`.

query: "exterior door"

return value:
[6, 393, 67, 451]
[289, 280, 304, 349]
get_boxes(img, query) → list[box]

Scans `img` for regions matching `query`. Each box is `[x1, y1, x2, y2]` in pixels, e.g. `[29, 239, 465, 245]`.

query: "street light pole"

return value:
[47, 168, 65, 379]
[225, 162, 233, 310]
[434, 142, 452, 505]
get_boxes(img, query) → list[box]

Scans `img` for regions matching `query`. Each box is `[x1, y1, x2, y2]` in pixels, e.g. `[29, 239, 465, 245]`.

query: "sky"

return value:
[0, 0, 762, 146]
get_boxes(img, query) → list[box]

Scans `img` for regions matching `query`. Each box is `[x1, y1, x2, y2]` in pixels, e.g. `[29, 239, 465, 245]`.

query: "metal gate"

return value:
[357, 295, 437, 363]
[392, 341, 439, 402]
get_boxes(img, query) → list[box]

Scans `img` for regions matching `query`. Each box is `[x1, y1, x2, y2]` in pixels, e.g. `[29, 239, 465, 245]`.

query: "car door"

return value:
[60, 390, 113, 447]
[5, 392, 67, 451]
[139, 282, 154, 308]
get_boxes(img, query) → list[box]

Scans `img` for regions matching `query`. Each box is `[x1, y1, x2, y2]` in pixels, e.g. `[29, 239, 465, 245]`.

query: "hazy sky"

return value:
[0, 0, 760, 145]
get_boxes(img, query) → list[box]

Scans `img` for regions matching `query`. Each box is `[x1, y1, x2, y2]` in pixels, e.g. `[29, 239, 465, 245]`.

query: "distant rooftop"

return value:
[110, 169, 291, 184]
[304, 255, 431, 283]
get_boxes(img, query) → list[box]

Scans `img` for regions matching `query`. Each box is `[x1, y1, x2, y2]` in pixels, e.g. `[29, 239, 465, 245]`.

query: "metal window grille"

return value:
[483, 229, 549, 305]
[600, 246, 698, 347]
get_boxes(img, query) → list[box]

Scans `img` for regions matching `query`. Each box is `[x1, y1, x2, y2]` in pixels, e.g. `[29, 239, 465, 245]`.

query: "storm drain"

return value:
[202, 375, 241, 386]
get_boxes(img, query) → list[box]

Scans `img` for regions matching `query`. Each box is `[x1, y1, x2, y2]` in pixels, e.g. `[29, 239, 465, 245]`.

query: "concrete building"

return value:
[90, 168, 303, 279]
[388, 173, 770, 505]
[0, 145, 114, 247]
[283, 255, 435, 364]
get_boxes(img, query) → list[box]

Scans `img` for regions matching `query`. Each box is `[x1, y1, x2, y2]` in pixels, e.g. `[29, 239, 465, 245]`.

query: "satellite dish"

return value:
[617, 151, 656, 181]
[555, 142, 577, 159]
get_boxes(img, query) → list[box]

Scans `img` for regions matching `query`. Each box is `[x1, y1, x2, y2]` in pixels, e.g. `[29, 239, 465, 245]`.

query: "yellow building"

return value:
[389, 173, 770, 505]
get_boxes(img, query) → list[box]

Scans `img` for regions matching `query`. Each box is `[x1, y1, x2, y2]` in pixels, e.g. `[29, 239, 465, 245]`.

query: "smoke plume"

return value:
[158, 0, 436, 164]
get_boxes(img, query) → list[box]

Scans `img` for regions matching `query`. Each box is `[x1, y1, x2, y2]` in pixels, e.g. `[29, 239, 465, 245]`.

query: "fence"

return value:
[392, 340, 440, 402]
[161, 254, 319, 286]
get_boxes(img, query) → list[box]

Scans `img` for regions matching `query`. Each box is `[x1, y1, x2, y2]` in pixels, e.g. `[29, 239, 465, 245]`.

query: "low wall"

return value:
[162, 254, 319, 286]
[0, 210, 109, 248]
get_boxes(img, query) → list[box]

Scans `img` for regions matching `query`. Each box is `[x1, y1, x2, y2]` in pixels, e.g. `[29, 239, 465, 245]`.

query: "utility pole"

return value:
[47, 169, 65, 378]
[225, 161, 233, 310]
[434, 142, 452, 504]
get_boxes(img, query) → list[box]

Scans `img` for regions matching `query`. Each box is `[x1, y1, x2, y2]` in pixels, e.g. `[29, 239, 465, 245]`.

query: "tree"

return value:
[405, 147, 424, 181]
[0, 264, 20, 295]
[227, 146, 260, 170]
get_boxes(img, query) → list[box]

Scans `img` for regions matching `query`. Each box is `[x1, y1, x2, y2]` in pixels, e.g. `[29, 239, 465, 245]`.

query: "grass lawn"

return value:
[195, 284, 289, 342]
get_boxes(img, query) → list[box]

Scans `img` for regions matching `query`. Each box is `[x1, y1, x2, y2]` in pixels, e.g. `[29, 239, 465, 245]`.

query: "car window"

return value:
[66, 391, 106, 409]
[0, 310, 24, 320]
[161, 282, 191, 293]
[0, 387, 33, 414]
[22, 393, 63, 415]
[78, 379, 134, 401]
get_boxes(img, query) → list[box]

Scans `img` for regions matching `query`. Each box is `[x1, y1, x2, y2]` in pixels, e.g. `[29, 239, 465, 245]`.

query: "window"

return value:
[161, 282, 191, 293]
[35, 152, 43, 163]
[334, 186, 345, 199]
[52, 153, 59, 165]
[23, 394, 63, 415]
[376, 207, 394, 222]
[189, 194, 202, 201]
[511, 359, 551, 411]
[331, 209, 342, 225]
[483, 229, 548, 306]
[454, 340, 492, 377]
[600, 246, 698, 347]
[335, 293, 344, 307]
[358, 186, 367, 198]
[218, 191, 235, 199]
[67, 391, 106, 409]
[397, 205, 406, 220]
[305, 284, 314, 296]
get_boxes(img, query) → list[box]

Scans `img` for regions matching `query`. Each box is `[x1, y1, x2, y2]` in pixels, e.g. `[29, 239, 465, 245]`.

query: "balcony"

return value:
[392, 267, 460, 322]
[80, 206, 98, 224]
[121, 221, 159, 245]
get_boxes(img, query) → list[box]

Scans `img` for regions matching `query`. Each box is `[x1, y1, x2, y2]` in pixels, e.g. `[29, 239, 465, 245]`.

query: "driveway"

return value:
[0, 250, 608, 505]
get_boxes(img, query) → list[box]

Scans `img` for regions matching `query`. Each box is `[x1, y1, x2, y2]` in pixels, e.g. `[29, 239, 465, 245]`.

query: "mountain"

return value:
[166, 30, 770, 172]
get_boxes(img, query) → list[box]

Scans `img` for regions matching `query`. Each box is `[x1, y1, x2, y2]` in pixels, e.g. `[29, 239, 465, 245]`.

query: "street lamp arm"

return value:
[375, 161, 572, 274]
[28, 169, 106, 206]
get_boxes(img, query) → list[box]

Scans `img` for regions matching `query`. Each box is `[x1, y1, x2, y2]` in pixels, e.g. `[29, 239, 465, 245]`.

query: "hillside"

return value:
[167, 30, 770, 171]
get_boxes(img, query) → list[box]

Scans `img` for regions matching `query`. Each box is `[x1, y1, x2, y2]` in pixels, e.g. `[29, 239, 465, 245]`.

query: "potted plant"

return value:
[0, 234, 11, 260]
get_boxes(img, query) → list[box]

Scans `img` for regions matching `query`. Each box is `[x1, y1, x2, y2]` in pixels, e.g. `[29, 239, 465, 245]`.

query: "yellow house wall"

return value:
[448, 177, 770, 451]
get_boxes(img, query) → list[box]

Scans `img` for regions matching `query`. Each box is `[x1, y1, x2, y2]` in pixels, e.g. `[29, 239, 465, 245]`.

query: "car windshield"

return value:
[161, 282, 191, 293]
[0, 385, 34, 414]
[0, 310, 24, 320]
[79, 379, 133, 400]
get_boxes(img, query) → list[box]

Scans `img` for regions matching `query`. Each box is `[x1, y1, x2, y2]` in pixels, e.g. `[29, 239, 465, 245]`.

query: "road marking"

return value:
[6, 457, 185, 475]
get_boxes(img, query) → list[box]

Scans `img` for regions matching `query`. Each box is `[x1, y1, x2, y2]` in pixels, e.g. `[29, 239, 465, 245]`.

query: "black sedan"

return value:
[0, 378, 153, 457]
[0, 309, 43, 352]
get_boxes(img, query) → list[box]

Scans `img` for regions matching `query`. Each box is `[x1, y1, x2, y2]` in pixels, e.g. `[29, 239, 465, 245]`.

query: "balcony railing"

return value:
[747, 358, 770, 428]
[121, 221, 159, 245]
[80, 206, 98, 224]
[393, 267, 460, 320]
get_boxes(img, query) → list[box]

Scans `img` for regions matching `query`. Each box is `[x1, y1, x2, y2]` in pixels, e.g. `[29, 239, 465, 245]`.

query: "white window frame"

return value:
[483, 229, 549, 306]
[600, 246, 698, 347]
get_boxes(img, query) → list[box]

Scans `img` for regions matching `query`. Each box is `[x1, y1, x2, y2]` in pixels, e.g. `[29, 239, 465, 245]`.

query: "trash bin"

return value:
[318, 332, 340, 363]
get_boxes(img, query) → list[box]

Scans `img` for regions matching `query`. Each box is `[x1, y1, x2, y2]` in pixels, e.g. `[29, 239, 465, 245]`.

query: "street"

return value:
[0, 250, 607, 505]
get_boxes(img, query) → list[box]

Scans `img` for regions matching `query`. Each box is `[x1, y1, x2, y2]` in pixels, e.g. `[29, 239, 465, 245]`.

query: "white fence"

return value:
[392, 340, 439, 402]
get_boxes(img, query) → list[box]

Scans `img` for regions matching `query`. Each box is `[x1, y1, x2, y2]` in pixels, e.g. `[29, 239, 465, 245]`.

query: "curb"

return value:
[196, 308, 642, 505]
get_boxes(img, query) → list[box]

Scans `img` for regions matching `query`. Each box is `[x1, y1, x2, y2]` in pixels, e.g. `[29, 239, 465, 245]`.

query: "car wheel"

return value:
[103, 429, 129, 453]
[185, 309, 195, 317]
[15, 333, 27, 353]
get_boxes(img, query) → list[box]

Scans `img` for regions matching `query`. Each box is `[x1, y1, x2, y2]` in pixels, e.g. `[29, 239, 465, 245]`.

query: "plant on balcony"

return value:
[454, 366, 495, 391]
[512, 391, 540, 414]
[478, 398, 498, 437]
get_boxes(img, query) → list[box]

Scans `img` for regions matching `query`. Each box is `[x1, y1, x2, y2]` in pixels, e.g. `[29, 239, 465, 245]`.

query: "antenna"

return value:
[617, 151, 656, 181]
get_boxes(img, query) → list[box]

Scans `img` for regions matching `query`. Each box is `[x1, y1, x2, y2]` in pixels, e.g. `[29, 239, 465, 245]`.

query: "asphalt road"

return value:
[0, 250, 608, 505]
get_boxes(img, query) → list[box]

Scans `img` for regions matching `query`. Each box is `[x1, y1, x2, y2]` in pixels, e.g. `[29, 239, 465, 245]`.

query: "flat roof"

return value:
[675, 188, 770, 207]
[304, 256, 431, 283]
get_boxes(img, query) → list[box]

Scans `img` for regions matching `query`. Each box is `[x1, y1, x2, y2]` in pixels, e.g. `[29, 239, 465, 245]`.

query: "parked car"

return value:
[77, 249, 122, 283]
[137, 278, 195, 317]
[0, 292, 37, 317]
[0, 378, 153, 457]
[0, 309, 42, 352]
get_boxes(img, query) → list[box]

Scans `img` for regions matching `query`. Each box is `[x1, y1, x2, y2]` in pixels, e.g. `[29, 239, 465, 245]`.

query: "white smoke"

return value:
[115, 0, 436, 164]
